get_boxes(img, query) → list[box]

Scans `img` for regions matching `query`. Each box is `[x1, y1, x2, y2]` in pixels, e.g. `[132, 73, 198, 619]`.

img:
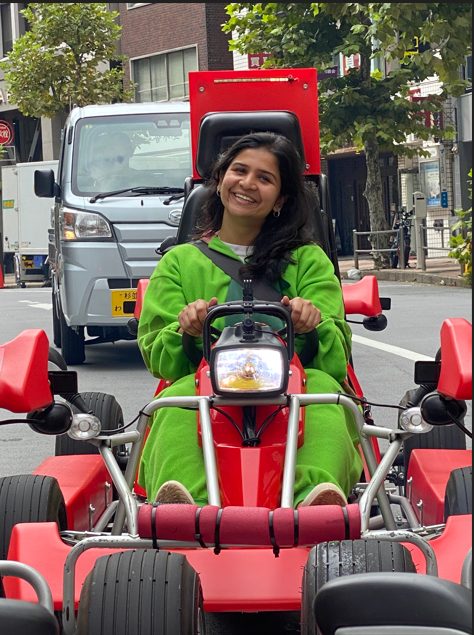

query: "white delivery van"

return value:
[2, 160, 58, 286]
[35, 102, 191, 364]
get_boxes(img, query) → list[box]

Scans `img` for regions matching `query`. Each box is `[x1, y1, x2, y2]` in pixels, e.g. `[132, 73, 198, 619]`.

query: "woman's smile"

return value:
[230, 191, 258, 206]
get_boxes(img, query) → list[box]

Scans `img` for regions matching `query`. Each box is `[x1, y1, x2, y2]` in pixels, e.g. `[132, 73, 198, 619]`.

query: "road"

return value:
[0, 280, 471, 633]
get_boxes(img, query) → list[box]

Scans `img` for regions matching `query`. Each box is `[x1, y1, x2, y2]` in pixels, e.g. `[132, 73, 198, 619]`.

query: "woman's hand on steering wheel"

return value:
[178, 297, 218, 337]
[281, 295, 321, 334]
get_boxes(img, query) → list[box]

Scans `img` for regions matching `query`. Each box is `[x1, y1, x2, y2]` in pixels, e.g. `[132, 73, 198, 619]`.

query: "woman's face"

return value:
[218, 148, 284, 226]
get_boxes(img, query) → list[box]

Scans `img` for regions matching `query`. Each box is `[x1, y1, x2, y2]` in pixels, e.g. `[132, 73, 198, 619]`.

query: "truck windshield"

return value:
[72, 112, 192, 196]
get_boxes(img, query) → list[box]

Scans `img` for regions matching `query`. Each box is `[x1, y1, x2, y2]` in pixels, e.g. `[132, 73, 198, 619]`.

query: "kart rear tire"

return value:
[0, 474, 67, 561]
[76, 549, 204, 635]
[55, 392, 124, 458]
[444, 466, 472, 520]
[300, 539, 416, 635]
[60, 309, 85, 365]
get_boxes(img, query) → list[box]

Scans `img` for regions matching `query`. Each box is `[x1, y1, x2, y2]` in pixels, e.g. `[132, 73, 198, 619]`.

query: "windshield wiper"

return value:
[90, 186, 184, 203]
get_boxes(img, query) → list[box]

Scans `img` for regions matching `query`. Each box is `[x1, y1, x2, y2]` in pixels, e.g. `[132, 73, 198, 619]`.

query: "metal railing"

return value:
[352, 228, 402, 269]
[353, 224, 455, 271]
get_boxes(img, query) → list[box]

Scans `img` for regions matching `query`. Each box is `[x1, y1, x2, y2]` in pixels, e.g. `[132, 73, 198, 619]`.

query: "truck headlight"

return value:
[60, 207, 112, 240]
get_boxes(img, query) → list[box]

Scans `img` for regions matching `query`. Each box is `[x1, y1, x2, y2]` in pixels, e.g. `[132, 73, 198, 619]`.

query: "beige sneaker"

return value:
[299, 482, 347, 507]
[154, 480, 195, 504]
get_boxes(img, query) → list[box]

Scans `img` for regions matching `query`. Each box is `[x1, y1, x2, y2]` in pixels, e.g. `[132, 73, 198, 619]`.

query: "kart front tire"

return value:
[444, 466, 472, 520]
[76, 550, 204, 635]
[55, 392, 124, 458]
[0, 474, 67, 562]
[301, 539, 416, 635]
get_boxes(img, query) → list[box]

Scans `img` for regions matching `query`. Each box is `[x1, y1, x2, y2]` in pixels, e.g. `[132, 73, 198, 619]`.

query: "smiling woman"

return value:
[137, 132, 362, 509]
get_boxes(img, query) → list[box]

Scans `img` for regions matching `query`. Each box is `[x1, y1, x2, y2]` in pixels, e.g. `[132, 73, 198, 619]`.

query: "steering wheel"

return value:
[183, 322, 319, 368]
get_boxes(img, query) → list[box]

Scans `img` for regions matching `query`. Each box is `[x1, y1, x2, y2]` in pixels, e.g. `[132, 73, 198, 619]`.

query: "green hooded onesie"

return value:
[137, 236, 363, 505]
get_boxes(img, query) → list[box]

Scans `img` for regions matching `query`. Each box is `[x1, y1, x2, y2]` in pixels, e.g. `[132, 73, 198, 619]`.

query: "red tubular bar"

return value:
[137, 503, 361, 549]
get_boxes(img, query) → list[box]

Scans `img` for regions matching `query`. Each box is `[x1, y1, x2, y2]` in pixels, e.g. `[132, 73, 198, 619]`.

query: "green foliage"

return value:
[224, 3, 472, 157]
[449, 169, 472, 285]
[0, 3, 133, 118]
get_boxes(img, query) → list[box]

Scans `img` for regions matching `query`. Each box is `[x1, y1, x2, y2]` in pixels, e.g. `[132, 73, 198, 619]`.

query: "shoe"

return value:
[299, 482, 347, 507]
[154, 480, 195, 504]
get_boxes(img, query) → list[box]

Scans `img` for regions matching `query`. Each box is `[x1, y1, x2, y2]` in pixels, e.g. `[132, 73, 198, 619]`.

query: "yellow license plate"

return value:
[111, 289, 137, 317]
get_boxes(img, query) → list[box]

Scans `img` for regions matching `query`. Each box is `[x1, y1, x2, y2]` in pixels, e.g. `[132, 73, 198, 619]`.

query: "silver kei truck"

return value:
[34, 101, 191, 365]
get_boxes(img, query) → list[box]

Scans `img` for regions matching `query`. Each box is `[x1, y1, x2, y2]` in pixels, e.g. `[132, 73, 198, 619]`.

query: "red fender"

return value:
[437, 318, 472, 399]
[0, 329, 52, 412]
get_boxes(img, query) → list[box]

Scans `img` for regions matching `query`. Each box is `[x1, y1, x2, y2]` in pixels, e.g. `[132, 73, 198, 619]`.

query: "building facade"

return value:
[116, 3, 233, 101]
[0, 3, 471, 259]
[0, 2, 41, 164]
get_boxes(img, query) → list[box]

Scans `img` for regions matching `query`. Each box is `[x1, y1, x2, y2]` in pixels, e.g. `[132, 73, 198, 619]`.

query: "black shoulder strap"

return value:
[193, 240, 282, 302]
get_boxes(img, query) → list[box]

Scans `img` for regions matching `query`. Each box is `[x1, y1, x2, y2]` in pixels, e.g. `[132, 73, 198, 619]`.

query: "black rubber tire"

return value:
[0, 474, 67, 561]
[60, 309, 85, 365]
[48, 346, 68, 371]
[76, 549, 204, 635]
[301, 539, 416, 635]
[55, 392, 124, 457]
[52, 290, 62, 348]
[444, 466, 472, 520]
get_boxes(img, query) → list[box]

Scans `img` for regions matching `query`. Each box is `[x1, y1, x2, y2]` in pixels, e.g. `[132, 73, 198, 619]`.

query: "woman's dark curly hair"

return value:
[194, 132, 316, 282]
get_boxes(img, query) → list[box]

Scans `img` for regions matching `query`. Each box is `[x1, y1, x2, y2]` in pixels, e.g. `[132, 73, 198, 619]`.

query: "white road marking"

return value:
[18, 300, 52, 311]
[352, 334, 433, 362]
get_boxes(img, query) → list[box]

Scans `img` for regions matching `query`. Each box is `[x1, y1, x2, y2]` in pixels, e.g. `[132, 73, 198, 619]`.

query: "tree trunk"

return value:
[363, 133, 391, 268]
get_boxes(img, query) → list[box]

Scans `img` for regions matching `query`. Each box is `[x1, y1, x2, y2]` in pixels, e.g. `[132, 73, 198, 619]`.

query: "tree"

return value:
[0, 3, 132, 120]
[224, 3, 472, 266]
[449, 169, 472, 285]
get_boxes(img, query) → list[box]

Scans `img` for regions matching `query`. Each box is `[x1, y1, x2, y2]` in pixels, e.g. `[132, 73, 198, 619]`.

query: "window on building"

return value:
[17, 3, 31, 36]
[132, 48, 198, 102]
[0, 3, 13, 57]
[126, 3, 150, 9]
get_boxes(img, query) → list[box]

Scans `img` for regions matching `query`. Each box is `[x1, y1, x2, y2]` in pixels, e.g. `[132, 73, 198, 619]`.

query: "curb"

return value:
[341, 269, 470, 288]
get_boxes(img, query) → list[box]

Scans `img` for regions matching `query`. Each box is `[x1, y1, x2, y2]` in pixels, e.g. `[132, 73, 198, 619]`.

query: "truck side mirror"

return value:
[34, 169, 58, 198]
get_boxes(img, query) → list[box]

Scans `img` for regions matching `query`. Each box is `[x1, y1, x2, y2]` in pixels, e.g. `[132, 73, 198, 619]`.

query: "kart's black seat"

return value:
[314, 572, 472, 635]
[0, 599, 59, 635]
[161, 110, 340, 278]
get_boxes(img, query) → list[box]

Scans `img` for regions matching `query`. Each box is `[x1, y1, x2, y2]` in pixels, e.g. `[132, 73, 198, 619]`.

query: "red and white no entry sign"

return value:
[0, 120, 14, 145]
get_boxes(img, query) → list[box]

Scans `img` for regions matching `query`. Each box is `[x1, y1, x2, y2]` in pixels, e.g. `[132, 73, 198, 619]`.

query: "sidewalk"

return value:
[338, 256, 470, 288]
[0, 257, 470, 289]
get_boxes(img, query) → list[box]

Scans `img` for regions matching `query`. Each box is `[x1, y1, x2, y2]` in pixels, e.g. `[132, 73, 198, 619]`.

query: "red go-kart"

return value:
[0, 69, 471, 635]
